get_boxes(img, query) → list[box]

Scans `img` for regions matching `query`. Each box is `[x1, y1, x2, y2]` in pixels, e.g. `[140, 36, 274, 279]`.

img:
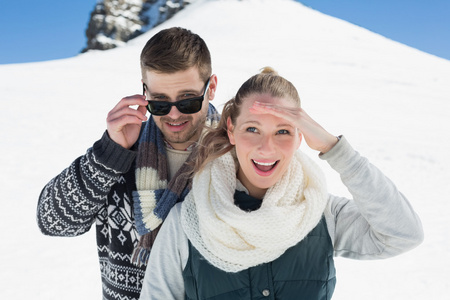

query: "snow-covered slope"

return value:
[1, 0, 449, 299]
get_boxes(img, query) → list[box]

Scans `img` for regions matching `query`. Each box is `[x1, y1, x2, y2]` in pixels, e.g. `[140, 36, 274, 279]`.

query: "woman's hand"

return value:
[250, 101, 338, 153]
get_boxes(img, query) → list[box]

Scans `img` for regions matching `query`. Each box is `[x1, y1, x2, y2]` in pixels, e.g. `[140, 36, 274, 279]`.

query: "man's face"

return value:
[143, 67, 215, 150]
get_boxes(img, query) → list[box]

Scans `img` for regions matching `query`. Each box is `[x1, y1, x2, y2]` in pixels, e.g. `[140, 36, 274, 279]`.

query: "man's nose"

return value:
[166, 105, 183, 119]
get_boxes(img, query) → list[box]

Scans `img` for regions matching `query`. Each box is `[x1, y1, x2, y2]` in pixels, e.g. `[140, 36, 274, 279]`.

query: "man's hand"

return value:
[106, 95, 148, 149]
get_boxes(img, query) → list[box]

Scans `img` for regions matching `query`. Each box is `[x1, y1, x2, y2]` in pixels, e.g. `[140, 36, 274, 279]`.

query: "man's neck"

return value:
[164, 140, 195, 151]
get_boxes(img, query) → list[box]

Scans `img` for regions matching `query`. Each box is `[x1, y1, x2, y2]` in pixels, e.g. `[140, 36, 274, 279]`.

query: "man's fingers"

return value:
[107, 106, 147, 124]
[109, 95, 147, 115]
[105, 94, 148, 149]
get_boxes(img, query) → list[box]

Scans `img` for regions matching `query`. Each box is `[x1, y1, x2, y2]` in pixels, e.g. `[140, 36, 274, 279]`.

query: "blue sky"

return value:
[0, 0, 449, 64]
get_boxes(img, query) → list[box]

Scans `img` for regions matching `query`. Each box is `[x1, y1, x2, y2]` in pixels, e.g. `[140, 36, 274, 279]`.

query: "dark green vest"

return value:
[183, 216, 336, 299]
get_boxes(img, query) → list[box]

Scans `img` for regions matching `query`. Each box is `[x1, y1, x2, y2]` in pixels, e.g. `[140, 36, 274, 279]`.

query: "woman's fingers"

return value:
[250, 101, 337, 153]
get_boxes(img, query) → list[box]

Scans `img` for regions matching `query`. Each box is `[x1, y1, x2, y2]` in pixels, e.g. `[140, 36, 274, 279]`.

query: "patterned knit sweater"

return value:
[37, 130, 150, 300]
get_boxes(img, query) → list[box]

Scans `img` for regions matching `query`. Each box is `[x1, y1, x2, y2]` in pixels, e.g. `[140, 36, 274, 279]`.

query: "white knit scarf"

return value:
[181, 150, 328, 273]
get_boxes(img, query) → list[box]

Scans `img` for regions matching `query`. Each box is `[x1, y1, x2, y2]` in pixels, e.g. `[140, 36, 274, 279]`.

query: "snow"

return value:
[1, 0, 449, 298]
[96, 32, 127, 46]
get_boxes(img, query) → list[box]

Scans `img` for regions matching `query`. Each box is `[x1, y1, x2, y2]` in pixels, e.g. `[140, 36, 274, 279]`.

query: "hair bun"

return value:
[260, 66, 278, 75]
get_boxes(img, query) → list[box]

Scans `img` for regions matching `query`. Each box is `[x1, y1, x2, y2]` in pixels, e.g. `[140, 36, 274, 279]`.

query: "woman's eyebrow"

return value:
[239, 120, 294, 128]
[239, 120, 260, 127]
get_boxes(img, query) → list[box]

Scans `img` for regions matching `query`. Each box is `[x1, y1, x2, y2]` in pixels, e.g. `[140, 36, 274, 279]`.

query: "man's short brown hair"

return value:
[140, 27, 212, 82]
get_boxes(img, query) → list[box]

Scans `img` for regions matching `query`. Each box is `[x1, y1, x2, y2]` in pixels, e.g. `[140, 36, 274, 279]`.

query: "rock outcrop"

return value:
[83, 0, 196, 52]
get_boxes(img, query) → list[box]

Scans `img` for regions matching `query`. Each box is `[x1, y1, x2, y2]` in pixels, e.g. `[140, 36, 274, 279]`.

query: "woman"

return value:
[139, 67, 423, 299]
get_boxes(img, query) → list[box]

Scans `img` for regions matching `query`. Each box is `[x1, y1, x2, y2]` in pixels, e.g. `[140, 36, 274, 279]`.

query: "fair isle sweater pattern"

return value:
[37, 137, 144, 300]
[37, 104, 219, 300]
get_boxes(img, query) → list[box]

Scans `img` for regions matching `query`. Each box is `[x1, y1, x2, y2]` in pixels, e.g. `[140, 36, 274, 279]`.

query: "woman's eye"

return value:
[277, 129, 290, 135]
[246, 127, 258, 133]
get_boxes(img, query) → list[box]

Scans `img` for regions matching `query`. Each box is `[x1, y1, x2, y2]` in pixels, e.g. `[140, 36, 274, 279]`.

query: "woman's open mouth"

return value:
[252, 159, 279, 175]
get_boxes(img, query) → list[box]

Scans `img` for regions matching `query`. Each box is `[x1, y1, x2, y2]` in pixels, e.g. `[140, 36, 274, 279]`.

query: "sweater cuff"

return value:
[318, 135, 362, 175]
[92, 131, 137, 173]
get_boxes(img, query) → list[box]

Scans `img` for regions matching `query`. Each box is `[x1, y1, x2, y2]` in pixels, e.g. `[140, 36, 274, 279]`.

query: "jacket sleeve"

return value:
[320, 136, 424, 259]
[37, 131, 137, 236]
[140, 203, 188, 300]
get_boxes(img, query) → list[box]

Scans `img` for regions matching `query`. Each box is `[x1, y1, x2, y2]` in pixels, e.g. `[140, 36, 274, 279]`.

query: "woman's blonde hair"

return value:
[191, 67, 301, 174]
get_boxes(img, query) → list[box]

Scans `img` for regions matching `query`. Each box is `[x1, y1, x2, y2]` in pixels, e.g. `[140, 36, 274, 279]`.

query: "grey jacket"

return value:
[139, 136, 424, 299]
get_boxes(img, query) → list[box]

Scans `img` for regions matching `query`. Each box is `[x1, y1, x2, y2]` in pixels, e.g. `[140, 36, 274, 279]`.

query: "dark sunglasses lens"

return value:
[148, 102, 171, 116]
[177, 98, 203, 114]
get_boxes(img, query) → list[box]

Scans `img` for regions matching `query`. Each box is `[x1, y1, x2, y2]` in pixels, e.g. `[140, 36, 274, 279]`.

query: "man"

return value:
[37, 27, 219, 300]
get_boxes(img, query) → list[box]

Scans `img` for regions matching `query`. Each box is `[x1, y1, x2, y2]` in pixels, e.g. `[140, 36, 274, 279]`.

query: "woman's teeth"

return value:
[253, 160, 276, 166]
[252, 160, 278, 172]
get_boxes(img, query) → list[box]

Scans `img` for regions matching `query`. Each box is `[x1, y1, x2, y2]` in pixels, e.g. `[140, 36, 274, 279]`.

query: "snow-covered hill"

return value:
[1, 0, 449, 299]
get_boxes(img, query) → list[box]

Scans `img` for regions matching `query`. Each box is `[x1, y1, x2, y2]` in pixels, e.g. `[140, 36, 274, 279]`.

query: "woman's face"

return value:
[227, 93, 302, 199]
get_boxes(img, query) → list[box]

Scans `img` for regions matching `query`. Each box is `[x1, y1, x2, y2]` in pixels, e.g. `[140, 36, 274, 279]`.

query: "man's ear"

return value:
[226, 117, 236, 145]
[207, 74, 218, 101]
[141, 79, 146, 96]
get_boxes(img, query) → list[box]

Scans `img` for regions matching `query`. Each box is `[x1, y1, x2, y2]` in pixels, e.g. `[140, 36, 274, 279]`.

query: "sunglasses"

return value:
[143, 78, 211, 116]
